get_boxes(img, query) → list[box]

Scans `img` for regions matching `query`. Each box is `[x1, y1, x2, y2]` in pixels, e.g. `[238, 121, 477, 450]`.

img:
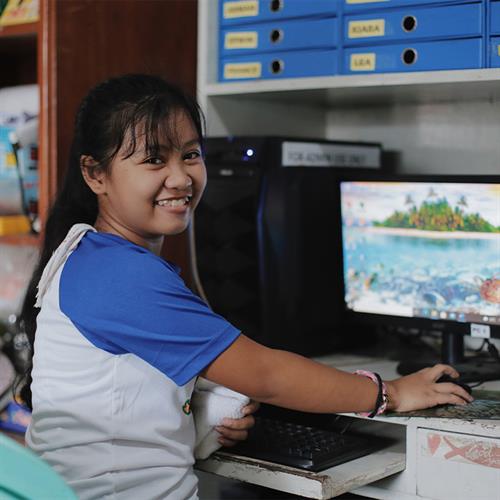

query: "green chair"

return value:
[0, 433, 77, 499]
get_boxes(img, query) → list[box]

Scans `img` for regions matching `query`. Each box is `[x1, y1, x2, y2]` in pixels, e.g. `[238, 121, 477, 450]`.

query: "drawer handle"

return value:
[271, 59, 284, 74]
[402, 15, 417, 33]
[402, 48, 418, 65]
[270, 0, 283, 13]
[270, 29, 283, 43]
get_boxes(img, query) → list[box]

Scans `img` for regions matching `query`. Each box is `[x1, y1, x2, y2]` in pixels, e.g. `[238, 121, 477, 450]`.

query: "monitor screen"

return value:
[340, 179, 500, 330]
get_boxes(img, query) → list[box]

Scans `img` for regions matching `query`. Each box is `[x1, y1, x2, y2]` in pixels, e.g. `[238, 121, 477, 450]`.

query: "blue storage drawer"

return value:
[342, 38, 483, 73]
[343, 3, 483, 46]
[220, 0, 338, 26]
[219, 49, 338, 80]
[490, 37, 500, 66]
[491, 1, 500, 34]
[343, 0, 471, 13]
[220, 17, 339, 56]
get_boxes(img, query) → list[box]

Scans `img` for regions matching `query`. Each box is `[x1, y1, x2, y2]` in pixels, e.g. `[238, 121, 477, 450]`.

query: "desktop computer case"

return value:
[194, 136, 381, 356]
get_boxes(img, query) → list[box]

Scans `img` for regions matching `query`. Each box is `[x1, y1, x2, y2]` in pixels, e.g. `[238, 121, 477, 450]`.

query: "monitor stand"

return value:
[397, 331, 500, 383]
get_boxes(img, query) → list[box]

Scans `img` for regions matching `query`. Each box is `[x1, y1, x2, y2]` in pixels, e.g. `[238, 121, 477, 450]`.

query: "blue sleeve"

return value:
[59, 241, 240, 386]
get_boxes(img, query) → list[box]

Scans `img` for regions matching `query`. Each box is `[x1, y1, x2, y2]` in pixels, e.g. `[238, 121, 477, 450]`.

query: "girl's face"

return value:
[89, 112, 206, 249]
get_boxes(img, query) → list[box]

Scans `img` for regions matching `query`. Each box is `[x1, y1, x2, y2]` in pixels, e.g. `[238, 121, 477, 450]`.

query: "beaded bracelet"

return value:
[354, 369, 388, 418]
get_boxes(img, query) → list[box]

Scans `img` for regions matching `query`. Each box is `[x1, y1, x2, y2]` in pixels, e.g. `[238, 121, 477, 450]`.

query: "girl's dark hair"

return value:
[19, 74, 205, 408]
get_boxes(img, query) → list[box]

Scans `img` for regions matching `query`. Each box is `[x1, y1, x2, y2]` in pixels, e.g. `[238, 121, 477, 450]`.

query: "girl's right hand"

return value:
[386, 363, 474, 413]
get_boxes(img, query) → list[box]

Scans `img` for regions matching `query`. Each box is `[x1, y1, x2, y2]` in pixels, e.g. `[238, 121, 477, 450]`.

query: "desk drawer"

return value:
[220, 0, 338, 27]
[343, 0, 475, 13]
[491, 1, 500, 34]
[490, 36, 500, 66]
[220, 17, 339, 56]
[342, 38, 483, 74]
[343, 2, 483, 46]
[417, 428, 500, 500]
[220, 49, 339, 81]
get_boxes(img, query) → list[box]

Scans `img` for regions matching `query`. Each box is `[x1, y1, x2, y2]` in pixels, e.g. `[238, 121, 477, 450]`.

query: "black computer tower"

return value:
[194, 137, 382, 355]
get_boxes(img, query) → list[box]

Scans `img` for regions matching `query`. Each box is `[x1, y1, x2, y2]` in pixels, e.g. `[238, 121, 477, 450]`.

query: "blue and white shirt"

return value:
[26, 224, 240, 499]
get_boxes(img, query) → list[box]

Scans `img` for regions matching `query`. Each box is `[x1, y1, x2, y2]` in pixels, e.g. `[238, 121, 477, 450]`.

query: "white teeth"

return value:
[156, 196, 190, 207]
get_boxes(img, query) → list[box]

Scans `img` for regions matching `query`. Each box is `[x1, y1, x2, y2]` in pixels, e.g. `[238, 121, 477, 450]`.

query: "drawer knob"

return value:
[270, 0, 283, 13]
[402, 15, 417, 33]
[271, 59, 284, 74]
[270, 29, 283, 43]
[402, 48, 418, 65]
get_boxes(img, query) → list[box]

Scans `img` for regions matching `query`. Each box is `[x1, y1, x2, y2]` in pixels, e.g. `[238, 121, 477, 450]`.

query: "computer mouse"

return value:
[436, 374, 472, 395]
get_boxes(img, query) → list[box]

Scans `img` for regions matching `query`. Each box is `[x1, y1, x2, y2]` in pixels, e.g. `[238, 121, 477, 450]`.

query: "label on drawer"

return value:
[498, 45, 500, 56]
[224, 62, 262, 79]
[225, 32, 258, 49]
[348, 19, 385, 38]
[350, 53, 376, 71]
[223, 1, 259, 19]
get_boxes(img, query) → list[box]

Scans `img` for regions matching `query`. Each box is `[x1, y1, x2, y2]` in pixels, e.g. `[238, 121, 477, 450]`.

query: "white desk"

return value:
[195, 355, 500, 500]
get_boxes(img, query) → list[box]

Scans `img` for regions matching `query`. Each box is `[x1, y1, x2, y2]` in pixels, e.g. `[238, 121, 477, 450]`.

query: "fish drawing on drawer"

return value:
[423, 431, 500, 469]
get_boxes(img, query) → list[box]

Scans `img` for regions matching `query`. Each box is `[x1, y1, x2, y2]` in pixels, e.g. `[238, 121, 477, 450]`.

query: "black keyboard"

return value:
[225, 417, 383, 472]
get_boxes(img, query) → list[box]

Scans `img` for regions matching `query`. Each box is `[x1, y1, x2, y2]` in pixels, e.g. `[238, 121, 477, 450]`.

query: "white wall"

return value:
[326, 99, 500, 174]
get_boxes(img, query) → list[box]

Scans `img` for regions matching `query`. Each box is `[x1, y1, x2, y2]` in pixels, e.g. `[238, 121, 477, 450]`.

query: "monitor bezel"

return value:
[335, 172, 500, 341]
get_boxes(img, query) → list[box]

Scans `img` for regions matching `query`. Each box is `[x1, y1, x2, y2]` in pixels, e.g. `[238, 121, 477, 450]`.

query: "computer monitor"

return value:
[337, 174, 500, 383]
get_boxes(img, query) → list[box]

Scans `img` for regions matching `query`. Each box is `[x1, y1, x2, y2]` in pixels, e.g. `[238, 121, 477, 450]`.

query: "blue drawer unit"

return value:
[219, 49, 338, 80]
[343, 3, 483, 46]
[220, 0, 338, 26]
[220, 17, 339, 56]
[491, 1, 500, 34]
[342, 38, 483, 73]
[342, 0, 472, 13]
[490, 37, 500, 66]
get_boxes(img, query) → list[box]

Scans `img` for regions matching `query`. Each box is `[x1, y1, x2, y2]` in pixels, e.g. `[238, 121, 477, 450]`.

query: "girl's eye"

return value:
[144, 157, 164, 166]
[184, 150, 201, 161]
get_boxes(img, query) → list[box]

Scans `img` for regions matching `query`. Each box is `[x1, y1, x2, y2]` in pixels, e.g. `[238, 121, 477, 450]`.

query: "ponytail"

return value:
[19, 141, 98, 408]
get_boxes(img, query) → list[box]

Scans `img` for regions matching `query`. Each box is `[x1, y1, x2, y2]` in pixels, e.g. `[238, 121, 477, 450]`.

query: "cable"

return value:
[340, 419, 354, 435]
[470, 338, 500, 363]
[187, 218, 211, 306]
[486, 339, 500, 363]
[473, 339, 488, 353]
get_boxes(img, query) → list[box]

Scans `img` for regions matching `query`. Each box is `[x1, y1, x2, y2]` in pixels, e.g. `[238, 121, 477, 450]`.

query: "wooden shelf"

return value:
[0, 233, 39, 246]
[0, 22, 38, 39]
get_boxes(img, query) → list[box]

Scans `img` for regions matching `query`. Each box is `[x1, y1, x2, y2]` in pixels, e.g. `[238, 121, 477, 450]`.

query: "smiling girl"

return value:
[20, 74, 472, 499]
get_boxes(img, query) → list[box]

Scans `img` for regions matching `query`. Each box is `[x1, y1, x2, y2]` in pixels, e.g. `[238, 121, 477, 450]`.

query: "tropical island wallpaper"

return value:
[340, 181, 500, 323]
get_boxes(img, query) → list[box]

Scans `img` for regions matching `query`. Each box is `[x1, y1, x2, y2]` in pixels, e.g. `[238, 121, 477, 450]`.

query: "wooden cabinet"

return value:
[0, 0, 198, 278]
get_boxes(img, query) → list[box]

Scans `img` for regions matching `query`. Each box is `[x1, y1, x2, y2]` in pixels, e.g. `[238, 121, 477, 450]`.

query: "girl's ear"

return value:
[81, 155, 107, 195]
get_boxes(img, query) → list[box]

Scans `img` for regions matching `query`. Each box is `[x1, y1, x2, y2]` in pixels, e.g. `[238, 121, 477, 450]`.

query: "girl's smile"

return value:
[154, 195, 192, 209]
